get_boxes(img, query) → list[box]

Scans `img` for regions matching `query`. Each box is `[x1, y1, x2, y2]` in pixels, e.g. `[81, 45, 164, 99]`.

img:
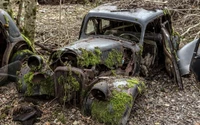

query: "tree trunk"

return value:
[16, 0, 23, 27]
[24, 0, 37, 42]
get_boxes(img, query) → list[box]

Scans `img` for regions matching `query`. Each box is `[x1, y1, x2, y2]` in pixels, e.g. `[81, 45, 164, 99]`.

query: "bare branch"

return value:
[181, 22, 200, 37]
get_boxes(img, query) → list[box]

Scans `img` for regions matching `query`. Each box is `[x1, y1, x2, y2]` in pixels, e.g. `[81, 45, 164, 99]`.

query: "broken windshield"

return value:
[85, 18, 142, 43]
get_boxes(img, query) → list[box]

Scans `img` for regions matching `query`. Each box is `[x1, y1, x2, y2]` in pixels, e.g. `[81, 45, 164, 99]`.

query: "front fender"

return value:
[83, 77, 145, 125]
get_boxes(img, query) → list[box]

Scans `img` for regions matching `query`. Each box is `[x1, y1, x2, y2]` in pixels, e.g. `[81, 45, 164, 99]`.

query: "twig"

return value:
[181, 22, 200, 37]
[59, 0, 62, 46]
[35, 42, 53, 52]
[42, 97, 58, 108]
[43, 37, 53, 44]
[0, 95, 24, 107]
[168, 9, 200, 11]
[184, 14, 200, 19]
[195, 31, 200, 39]
[16, 0, 23, 27]
[144, 0, 168, 4]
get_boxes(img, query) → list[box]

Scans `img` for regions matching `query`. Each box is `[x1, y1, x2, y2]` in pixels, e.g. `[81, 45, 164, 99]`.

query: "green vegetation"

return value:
[3, 14, 9, 28]
[19, 71, 54, 96]
[77, 47, 102, 67]
[23, 72, 34, 95]
[91, 90, 133, 124]
[39, 75, 54, 95]
[21, 34, 35, 51]
[138, 44, 143, 56]
[57, 112, 66, 124]
[105, 49, 123, 69]
[57, 71, 80, 102]
[53, 110, 66, 124]
[163, 8, 170, 15]
[77, 47, 123, 69]
[127, 78, 145, 94]
[11, 49, 33, 62]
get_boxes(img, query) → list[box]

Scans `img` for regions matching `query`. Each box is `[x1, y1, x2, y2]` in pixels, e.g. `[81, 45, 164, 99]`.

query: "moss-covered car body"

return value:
[15, 4, 184, 125]
[0, 9, 34, 85]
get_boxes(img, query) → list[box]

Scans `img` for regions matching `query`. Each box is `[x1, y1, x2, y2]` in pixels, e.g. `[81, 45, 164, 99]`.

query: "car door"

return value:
[190, 38, 200, 82]
[161, 23, 183, 89]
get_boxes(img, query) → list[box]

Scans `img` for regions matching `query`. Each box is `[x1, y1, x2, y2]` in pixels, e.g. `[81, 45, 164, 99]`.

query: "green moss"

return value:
[111, 70, 116, 76]
[51, 50, 63, 60]
[8, 9, 14, 19]
[163, 8, 170, 15]
[77, 47, 102, 67]
[138, 44, 143, 56]
[127, 78, 145, 94]
[91, 90, 133, 124]
[105, 49, 123, 69]
[3, 14, 9, 28]
[57, 112, 66, 124]
[57, 71, 80, 102]
[53, 110, 66, 124]
[23, 72, 34, 95]
[20, 70, 54, 96]
[39, 75, 54, 95]
[21, 34, 35, 51]
[11, 49, 33, 61]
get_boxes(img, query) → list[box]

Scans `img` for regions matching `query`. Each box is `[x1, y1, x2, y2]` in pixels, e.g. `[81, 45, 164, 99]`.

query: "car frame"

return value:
[10, 4, 188, 125]
[0, 9, 34, 86]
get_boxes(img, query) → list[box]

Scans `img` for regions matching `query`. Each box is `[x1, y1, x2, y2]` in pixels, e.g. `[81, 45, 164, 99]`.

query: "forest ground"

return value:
[0, 1, 200, 125]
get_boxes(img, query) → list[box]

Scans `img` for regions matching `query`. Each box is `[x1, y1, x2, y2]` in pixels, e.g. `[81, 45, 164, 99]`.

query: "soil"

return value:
[0, 1, 200, 125]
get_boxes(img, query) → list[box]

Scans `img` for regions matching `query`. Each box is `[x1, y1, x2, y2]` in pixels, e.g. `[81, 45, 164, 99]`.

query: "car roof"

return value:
[0, 9, 21, 38]
[88, 4, 164, 26]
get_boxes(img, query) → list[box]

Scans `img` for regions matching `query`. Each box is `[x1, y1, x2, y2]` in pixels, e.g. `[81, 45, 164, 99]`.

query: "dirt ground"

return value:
[0, 1, 200, 125]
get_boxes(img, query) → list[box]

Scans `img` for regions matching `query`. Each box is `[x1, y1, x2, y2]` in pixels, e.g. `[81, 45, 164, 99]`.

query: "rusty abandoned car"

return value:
[0, 9, 34, 85]
[1, 4, 200, 125]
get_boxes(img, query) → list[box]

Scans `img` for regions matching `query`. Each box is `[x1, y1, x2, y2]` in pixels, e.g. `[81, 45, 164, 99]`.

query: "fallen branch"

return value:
[181, 22, 200, 37]
[195, 31, 200, 39]
[144, 0, 168, 4]
[168, 9, 200, 11]
[35, 42, 54, 52]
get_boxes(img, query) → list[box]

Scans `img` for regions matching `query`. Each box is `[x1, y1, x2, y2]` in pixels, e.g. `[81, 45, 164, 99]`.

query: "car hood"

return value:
[62, 37, 124, 52]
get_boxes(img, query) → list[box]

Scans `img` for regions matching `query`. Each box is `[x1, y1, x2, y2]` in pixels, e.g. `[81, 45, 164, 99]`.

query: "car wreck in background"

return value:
[0, 9, 34, 85]
[0, 4, 200, 125]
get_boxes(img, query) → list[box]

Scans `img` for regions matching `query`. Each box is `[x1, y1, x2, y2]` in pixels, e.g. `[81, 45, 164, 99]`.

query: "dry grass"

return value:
[0, 1, 200, 125]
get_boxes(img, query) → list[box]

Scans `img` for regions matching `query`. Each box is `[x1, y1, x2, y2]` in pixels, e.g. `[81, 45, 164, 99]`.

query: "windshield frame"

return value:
[80, 14, 145, 44]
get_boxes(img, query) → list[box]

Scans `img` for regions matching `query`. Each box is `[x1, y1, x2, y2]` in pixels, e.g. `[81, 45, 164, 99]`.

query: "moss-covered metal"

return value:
[138, 44, 143, 56]
[23, 72, 34, 95]
[18, 70, 54, 96]
[77, 47, 102, 67]
[12, 49, 33, 58]
[3, 14, 9, 28]
[38, 74, 54, 95]
[127, 78, 145, 94]
[21, 34, 35, 52]
[57, 71, 80, 102]
[91, 90, 133, 124]
[104, 49, 123, 69]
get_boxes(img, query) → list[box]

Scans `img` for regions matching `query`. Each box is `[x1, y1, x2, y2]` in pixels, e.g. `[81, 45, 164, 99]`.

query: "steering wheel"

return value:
[120, 33, 140, 43]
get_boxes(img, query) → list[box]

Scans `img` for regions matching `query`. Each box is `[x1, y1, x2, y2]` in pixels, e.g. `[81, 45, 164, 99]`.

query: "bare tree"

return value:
[23, 0, 37, 42]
